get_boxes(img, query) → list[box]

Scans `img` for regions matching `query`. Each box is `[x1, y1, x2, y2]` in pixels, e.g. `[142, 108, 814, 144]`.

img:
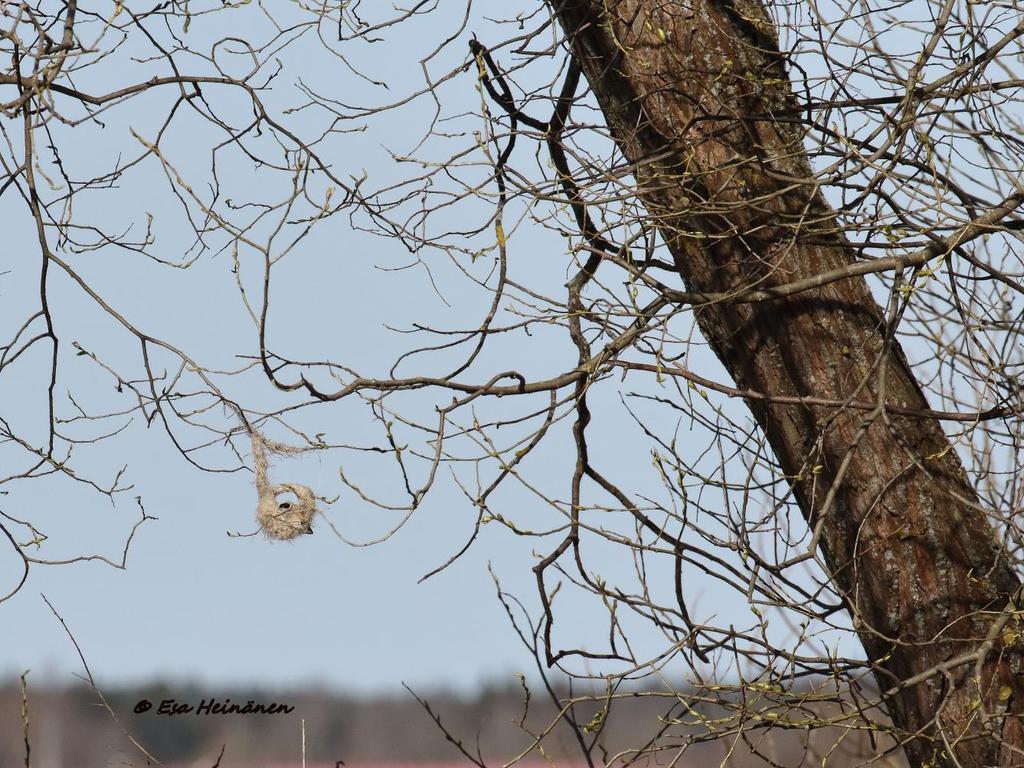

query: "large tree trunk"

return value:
[548, 1, 1024, 764]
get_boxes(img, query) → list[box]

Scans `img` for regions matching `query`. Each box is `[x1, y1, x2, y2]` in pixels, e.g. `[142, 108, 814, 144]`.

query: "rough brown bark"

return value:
[549, 1, 1024, 764]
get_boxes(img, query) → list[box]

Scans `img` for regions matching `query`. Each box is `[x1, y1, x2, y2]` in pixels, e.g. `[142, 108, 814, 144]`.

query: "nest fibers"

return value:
[251, 430, 317, 541]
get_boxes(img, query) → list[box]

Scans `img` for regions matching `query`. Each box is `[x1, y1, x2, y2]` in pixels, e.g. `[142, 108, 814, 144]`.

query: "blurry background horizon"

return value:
[0, 676, 892, 767]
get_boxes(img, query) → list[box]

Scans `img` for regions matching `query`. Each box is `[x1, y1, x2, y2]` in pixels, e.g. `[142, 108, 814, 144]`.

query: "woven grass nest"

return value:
[251, 431, 317, 541]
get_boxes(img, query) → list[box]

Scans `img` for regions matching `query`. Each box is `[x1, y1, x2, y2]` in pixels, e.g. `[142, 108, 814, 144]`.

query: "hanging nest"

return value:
[251, 430, 317, 541]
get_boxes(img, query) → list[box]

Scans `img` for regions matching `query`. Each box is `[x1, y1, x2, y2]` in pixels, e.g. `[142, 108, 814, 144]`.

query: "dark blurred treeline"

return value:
[0, 678, 905, 767]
